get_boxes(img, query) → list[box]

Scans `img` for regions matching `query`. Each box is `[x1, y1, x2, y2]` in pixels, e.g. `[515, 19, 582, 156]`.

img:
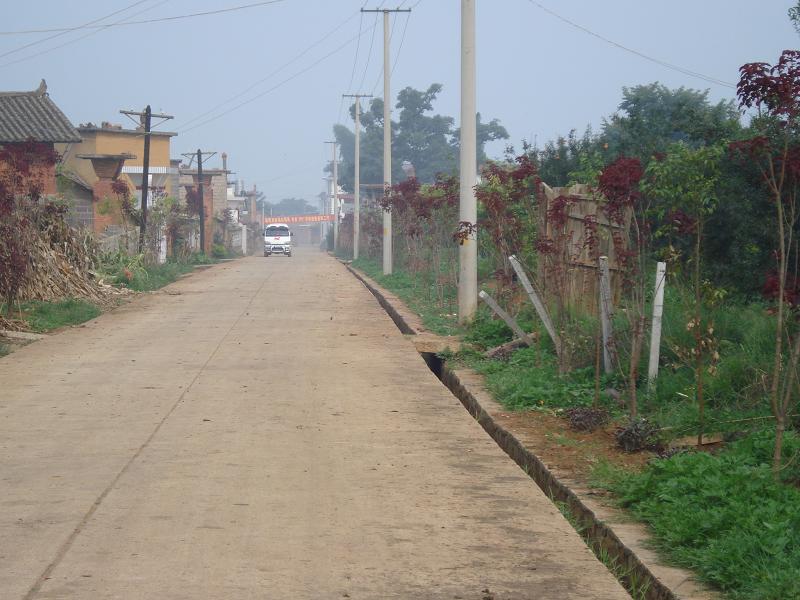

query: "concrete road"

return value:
[0, 248, 628, 599]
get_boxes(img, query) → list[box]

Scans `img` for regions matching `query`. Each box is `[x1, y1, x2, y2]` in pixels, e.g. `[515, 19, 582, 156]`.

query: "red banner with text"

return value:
[264, 214, 334, 224]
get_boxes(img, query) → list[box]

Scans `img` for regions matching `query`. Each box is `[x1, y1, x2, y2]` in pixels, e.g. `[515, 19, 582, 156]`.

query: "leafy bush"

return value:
[612, 430, 800, 599]
[463, 312, 514, 349]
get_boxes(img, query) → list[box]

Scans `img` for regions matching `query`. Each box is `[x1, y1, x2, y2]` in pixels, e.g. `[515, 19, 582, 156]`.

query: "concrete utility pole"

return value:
[325, 141, 339, 250]
[181, 149, 216, 255]
[458, 0, 478, 323]
[120, 106, 173, 253]
[362, 7, 411, 275]
[343, 94, 373, 261]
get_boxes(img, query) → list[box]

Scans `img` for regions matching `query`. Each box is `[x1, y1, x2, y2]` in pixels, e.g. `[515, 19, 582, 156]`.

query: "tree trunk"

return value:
[695, 226, 705, 446]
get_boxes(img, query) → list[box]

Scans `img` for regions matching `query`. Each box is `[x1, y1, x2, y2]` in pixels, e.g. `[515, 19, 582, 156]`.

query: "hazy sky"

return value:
[2, 1, 797, 203]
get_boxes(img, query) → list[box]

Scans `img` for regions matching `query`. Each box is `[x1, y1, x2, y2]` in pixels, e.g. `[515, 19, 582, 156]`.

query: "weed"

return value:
[547, 432, 582, 448]
[9, 299, 101, 332]
[610, 429, 800, 599]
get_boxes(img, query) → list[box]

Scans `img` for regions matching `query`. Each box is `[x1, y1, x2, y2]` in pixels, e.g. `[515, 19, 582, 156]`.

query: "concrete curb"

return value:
[346, 263, 718, 600]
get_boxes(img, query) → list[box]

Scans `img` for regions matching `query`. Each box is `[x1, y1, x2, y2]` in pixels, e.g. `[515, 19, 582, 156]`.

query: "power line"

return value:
[0, 0, 151, 59]
[358, 12, 380, 93]
[336, 0, 386, 123]
[523, 0, 735, 88]
[370, 10, 410, 93]
[391, 11, 411, 77]
[0, 0, 287, 35]
[180, 20, 379, 134]
[338, 10, 366, 125]
[180, 9, 361, 129]
[0, 0, 173, 69]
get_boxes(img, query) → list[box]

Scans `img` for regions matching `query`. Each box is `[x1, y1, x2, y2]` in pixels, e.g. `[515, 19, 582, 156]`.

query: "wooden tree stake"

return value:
[647, 261, 667, 389]
[508, 254, 561, 357]
[598, 256, 616, 374]
[478, 290, 533, 346]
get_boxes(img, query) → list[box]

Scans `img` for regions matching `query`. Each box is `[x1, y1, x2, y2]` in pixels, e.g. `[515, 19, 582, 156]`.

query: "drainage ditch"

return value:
[349, 264, 679, 600]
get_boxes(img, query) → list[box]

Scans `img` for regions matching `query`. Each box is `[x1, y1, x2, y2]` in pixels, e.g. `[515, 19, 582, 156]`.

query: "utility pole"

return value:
[343, 93, 373, 261]
[458, 0, 478, 323]
[181, 149, 216, 255]
[362, 6, 411, 275]
[120, 106, 173, 253]
[324, 141, 339, 251]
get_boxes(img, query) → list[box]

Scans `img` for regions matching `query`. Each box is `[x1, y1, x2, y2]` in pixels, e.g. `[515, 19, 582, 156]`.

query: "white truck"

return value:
[264, 223, 292, 257]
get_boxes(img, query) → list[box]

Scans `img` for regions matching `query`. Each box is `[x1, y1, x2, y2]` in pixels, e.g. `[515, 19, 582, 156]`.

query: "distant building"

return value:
[0, 79, 80, 196]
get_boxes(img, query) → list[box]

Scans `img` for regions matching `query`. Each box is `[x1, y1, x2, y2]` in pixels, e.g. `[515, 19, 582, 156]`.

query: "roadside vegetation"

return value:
[14, 298, 101, 332]
[340, 42, 800, 600]
[97, 249, 216, 292]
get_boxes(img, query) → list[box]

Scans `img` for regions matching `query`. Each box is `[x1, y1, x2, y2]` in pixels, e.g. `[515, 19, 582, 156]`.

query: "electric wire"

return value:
[179, 19, 380, 134]
[180, 9, 360, 129]
[0, 0, 151, 60]
[0, 0, 172, 69]
[357, 12, 380, 93]
[390, 11, 411, 77]
[524, 0, 735, 88]
[0, 0, 288, 35]
[369, 12, 399, 96]
[338, 10, 366, 125]
[337, 0, 384, 124]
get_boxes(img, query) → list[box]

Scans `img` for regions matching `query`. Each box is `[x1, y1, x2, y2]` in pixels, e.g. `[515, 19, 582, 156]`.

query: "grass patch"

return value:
[122, 262, 195, 292]
[6, 299, 101, 332]
[0, 343, 9, 357]
[602, 430, 800, 599]
[99, 251, 215, 292]
[457, 346, 610, 412]
[352, 257, 462, 336]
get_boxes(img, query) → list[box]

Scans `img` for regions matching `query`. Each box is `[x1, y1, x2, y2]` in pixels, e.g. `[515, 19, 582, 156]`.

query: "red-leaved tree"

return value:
[598, 156, 648, 418]
[732, 49, 800, 476]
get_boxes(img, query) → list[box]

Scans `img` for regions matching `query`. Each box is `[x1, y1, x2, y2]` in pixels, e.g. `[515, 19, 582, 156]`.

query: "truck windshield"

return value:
[265, 227, 289, 237]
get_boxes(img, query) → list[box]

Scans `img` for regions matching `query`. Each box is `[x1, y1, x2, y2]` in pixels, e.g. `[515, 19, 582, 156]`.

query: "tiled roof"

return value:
[0, 80, 81, 143]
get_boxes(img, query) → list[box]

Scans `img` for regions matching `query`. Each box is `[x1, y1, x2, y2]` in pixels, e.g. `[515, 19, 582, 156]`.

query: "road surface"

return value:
[0, 248, 628, 599]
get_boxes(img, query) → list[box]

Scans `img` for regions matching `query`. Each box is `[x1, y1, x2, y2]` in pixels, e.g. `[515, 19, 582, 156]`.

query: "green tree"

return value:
[266, 197, 316, 216]
[643, 142, 724, 444]
[601, 83, 740, 163]
[332, 84, 508, 192]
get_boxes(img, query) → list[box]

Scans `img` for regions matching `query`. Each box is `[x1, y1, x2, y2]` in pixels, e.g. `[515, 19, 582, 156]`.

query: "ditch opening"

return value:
[420, 351, 444, 380]
[347, 264, 676, 600]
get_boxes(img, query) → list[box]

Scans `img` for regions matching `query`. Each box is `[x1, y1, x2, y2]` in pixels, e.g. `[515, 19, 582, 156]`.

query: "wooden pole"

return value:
[138, 105, 151, 254]
[508, 254, 561, 356]
[598, 256, 615, 374]
[478, 290, 533, 346]
[648, 261, 667, 389]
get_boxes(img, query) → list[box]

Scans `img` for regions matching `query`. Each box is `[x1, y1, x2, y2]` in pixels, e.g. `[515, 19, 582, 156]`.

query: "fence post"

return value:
[647, 261, 667, 389]
[478, 290, 533, 346]
[598, 256, 615, 374]
[508, 254, 561, 357]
